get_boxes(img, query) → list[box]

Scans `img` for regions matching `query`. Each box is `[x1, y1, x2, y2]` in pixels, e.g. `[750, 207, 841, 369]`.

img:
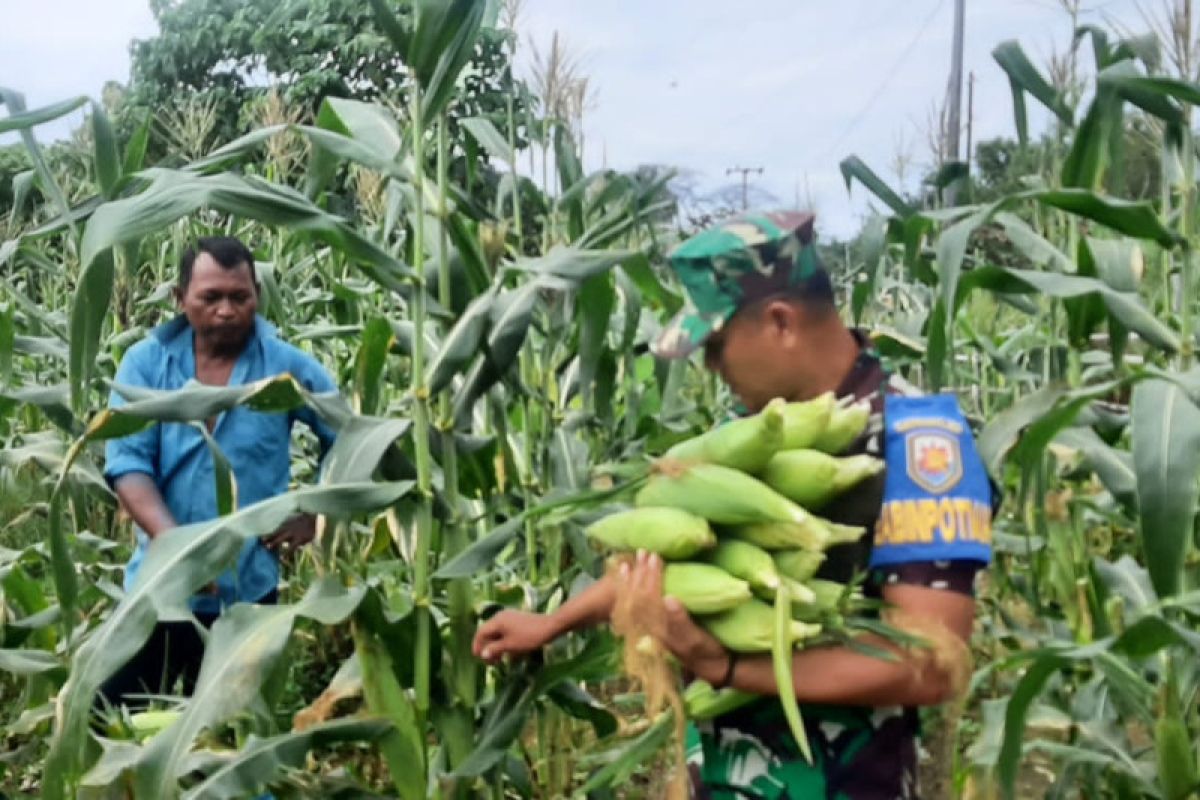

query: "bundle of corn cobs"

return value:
[585, 392, 883, 762]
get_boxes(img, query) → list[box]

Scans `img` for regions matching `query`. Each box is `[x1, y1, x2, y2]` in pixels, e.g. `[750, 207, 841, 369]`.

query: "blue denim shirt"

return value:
[103, 314, 338, 614]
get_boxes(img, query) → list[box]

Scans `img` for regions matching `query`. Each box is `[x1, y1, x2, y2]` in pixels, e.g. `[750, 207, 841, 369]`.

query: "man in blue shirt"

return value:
[98, 235, 339, 710]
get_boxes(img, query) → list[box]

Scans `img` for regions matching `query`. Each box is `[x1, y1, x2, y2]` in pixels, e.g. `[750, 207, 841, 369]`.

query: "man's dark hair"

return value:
[784, 263, 836, 310]
[747, 256, 837, 319]
[178, 236, 257, 292]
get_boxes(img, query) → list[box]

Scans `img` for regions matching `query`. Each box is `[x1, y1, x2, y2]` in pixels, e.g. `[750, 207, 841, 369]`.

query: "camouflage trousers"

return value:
[685, 701, 920, 800]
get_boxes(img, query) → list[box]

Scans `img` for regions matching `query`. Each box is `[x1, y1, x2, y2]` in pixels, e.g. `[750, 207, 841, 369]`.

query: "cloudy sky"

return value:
[2, 0, 1155, 237]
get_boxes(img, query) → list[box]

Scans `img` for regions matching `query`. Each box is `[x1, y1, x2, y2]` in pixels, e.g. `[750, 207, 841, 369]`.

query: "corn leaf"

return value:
[353, 613, 426, 800]
[461, 116, 513, 165]
[1033, 189, 1180, 248]
[133, 578, 369, 798]
[180, 718, 390, 800]
[1131, 379, 1200, 599]
[838, 155, 914, 218]
[992, 41, 1073, 144]
[43, 483, 412, 797]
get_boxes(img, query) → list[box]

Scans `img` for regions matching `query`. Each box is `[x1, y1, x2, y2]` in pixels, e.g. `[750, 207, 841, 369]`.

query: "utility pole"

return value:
[944, 0, 966, 205]
[966, 71, 975, 172]
[726, 165, 763, 210]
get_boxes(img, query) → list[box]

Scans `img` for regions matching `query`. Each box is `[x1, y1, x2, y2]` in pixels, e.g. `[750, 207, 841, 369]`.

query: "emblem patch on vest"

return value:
[906, 430, 962, 494]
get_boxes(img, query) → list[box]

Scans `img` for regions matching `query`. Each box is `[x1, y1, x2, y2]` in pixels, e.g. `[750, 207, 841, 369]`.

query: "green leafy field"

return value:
[3, 2, 1200, 798]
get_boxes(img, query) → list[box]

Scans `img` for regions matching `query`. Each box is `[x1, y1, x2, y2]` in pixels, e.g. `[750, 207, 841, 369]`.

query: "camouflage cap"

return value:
[652, 210, 823, 359]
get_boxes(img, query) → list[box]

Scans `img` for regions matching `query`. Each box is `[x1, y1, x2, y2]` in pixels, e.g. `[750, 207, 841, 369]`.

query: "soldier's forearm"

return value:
[727, 635, 955, 708]
[548, 573, 618, 637]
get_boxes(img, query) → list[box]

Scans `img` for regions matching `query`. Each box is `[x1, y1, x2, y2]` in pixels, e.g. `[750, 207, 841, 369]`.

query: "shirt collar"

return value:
[834, 328, 886, 401]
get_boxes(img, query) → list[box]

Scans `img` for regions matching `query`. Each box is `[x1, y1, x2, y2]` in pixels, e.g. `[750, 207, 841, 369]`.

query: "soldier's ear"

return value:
[762, 300, 801, 337]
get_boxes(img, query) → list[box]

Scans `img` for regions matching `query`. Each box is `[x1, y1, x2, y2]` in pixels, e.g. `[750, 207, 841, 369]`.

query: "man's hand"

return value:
[473, 610, 560, 664]
[620, 550, 732, 686]
[265, 514, 316, 554]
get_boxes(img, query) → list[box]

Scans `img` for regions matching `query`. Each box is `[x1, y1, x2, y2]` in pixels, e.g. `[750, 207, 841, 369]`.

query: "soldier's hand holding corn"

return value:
[616, 549, 734, 688]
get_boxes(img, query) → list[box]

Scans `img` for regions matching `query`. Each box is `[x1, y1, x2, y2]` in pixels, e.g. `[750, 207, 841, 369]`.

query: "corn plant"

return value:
[842, 18, 1200, 799]
[0, 1, 698, 797]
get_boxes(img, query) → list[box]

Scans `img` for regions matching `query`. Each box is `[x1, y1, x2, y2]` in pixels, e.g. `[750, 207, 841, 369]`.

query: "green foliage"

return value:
[121, 0, 524, 156]
[842, 14, 1200, 799]
[0, 143, 32, 211]
[7, 3, 1200, 799]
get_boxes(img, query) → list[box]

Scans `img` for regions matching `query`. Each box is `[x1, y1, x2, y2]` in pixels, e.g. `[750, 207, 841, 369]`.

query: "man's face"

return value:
[703, 300, 806, 413]
[178, 252, 258, 352]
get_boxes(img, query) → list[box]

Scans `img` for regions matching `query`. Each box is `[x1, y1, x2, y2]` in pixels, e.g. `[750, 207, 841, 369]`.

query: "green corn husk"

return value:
[636, 461, 810, 526]
[683, 679, 758, 721]
[1155, 711, 1197, 800]
[752, 574, 817, 606]
[780, 392, 836, 450]
[129, 710, 182, 741]
[701, 598, 822, 652]
[772, 582, 813, 763]
[824, 521, 868, 546]
[665, 397, 786, 473]
[731, 517, 866, 552]
[707, 540, 781, 593]
[663, 562, 753, 614]
[791, 578, 858, 624]
[585, 507, 716, 559]
[806, 578, 851, 610]
[773, 549, 826, 583]
[731, 519, 830, 551]
[812, 399, 871, 454]
[763, 450, 884, 510]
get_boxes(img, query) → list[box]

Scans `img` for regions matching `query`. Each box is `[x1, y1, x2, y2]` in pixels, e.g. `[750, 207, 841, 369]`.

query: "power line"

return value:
[726, 165, 764, 210]
[808, 0, 949, 169]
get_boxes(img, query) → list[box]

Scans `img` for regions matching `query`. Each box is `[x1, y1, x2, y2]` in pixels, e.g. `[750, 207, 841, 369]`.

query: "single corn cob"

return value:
[683, 679, 758, 721]
[701, 598, 822, 652]
[732, 517, 866, 552]
[707, 540, 782, 593]
[731, 519, 831, 551]
[665, 397, 786, 474]
[635, 461, 810, 526]
[586, 507, 716, 559]
[663, 562, 753, 614]
[812, 399, 871, 454]
[763, 450, 884, 510]
[773, 549, 826, 583]
[780, 392, 836, 449]
[130, 710, 182, 740]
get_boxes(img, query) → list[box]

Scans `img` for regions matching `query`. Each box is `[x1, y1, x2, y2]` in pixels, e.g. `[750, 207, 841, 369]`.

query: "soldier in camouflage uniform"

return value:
[474, 212, 994, 799]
